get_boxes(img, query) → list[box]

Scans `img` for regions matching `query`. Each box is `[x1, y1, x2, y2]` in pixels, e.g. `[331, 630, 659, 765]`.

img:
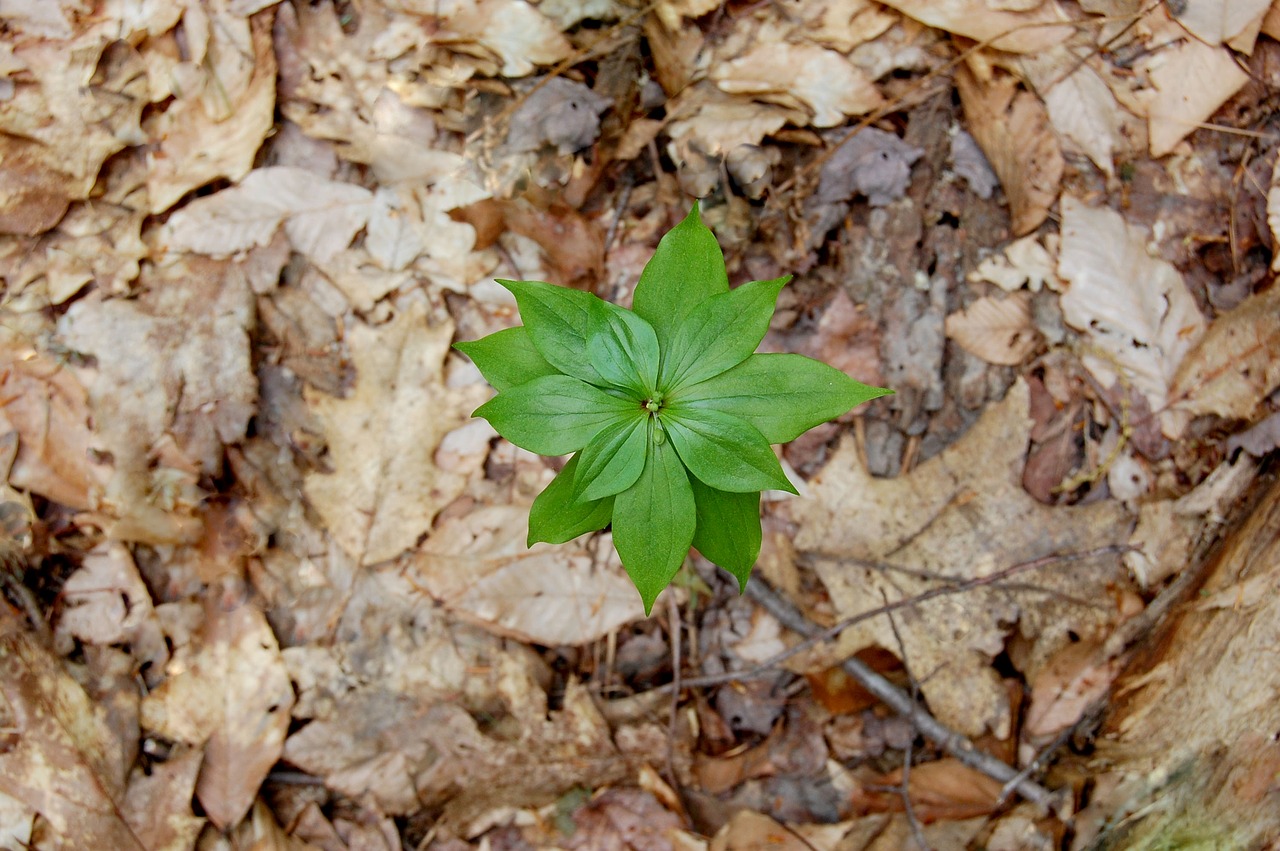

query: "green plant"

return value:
[456, 204, 890, 613]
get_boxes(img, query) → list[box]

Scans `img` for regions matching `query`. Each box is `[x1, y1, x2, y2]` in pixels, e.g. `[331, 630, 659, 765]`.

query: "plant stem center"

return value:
[644, 398, 661, 413]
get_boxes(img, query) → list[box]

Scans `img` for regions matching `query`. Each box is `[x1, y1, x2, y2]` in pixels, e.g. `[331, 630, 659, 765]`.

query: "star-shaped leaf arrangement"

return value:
[456, 204, 891, 613]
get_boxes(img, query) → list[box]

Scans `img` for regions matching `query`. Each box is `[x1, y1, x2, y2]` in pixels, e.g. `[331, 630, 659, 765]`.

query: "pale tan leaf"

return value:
[945, 292, 1041, 366]
[1171, 0, 1270, 47]
[1268, 154, 1280, 272]
[121, 747, 205, 851]
[303, 302, 475, 566]
[1170, 283, 1280, 424]
[1137, 37, 1248, 157]
[55, 543, 155, 646]
[878, 0, 1073, 52]
[0, 609, 144, 849]
[957, 67, 1063, 235]
[1042, 62, 1126, 177]
[712, 43, 884, 128]
[161, 166, 373, 262]
[412, 506, 644, 644]
[967, 234, 1059, 293]
[144, 13, 276, 215]
[140, 598, 294, 830]
[1057, 195, 1207, 436]
[443, 0, 573, 77]
[793, 379, 1132, 736]
[1024, 641, 1120, 739]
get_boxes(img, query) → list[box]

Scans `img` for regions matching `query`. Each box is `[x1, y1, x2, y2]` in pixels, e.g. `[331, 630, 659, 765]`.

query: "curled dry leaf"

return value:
[1058, 195, 1207, 437]
[1169, 283, 1280, 425]
[957, 66, 1063, 235]
[1023, 639, 1119, 742]
[1040, 61, 1127, 177]
[945, 292, 1042, 366]
[968, 234, 1058, 293]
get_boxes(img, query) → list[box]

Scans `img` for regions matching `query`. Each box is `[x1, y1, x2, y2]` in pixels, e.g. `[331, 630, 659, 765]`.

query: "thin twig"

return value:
[883, 590, 931, 851]
[648, 546, 1127, 694]
[744, 578, 1064, 812]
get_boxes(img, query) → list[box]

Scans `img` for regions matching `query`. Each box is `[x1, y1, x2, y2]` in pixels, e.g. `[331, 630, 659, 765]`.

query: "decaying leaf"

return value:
[303, 302, 477, 566]
[793, 379, 1132, 736]
[140, 594, 294, 830]
[957, 66, 1063, 235]
[55, 543, 156, 646]
[161, 166, 373, 263]
[121, 747, 205, 851]
[945, 292, 1041, 366]
[712, 42, 884, 128]
[1057, 195, 1207, 437]
[1170, 0, 1271, 49]
[968, 234, 1058, 293]
[0, 608, 144, 849]
[1023, 639, 1119, 741]
[878, 0, 1073, 52]
[1136, 35, 1248, 157]
[411, 506, 643, 645]
[1040, 61, 1127, 177]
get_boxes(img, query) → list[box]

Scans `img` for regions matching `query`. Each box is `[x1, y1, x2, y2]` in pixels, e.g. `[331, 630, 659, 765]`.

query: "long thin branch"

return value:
[744, 578, 1064, 813]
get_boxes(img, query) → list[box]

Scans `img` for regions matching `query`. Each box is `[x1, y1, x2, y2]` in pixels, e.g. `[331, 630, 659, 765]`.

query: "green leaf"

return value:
[473, 374, 636, 456]
[586, 302, 660, 398]
[613, 434, 696, 614]
[669, 353, 893, 443]
[453, 326, 558, 392]
[690, 478, 761, 591]
[631, 203, 730, 350]
[662, 407, 796, 494]
[498, 279, 607, 387]
[529, 454, 615, 545]
[573, 412, 649, 501]
[659, 276, 790, 392]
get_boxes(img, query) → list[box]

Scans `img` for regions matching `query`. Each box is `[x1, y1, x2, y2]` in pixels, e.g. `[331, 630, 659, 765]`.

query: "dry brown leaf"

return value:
[140, 595, 294, 830]
[0, 608, 144, 849]
[1057, 195, 1207, 437]
[1170, 283, 1280, 425]
[967, 234, 1059, 293]
[121, 746, 205, 851]
[161, 166, 373, 263]
[1040, 61, 1128, 177]
[1171, 0, 1271, 48]
[1136, 36, 1248, 157]
[956, 66, 1063, 235]
[144, 10, 277, 215]
[666, 85, 800, 157]
[712, 43, 884, 128]
[411, 506, 644, 645]
[793, 379, 1132, 736]
[711, 810, 813, 850]
[945, 292, 1042, 366]
[0, 333, 109, 511]
[854, 759, 1005, 821]
[878, 0, 1073, 52]
[55, 543, 156, 646]
[1023, 640, 1120, 741]
[303, 302, 477, 566]
[284, 657, 627, 831]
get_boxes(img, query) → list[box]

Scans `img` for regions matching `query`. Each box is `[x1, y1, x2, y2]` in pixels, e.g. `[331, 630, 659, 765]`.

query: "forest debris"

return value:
[1039, 61, 1127, 177]
[944, 292, 1042, 366]
[507, 77, 612, 153]
[1169, 283, 1280, 425]
[665, 85, 800, 157]
[303, 302, 476, 567]
[1170, 0, 1271, 49]
[144, 11, 277, 214]
[850, 759, 1005, 821]
[120, 747, 205, 851]
[161, 166, 374, 263]
[0, 608, 144, 849]
[1022, 639, 1119, 742]
[1227, 410, 1280, 457]
[712, 43, 884, 128]
[54, 543, 157, 647]
[563, 787, 687, 850]
[711, 810, 813, 850]
[879, 0, 1073, 52]
[1136, 34, 1249, 157]
[140, 593, 294, 829]
[411, 507, 642, 645]
[812, 127, 924, 208]
[793, 379, 1132, 736]
[956, 66, 1063, 235]
[968, 234, 1058, 293]
[949, 128, 999, 199]
[438, 0, 573, 77]
[1057, 195, 1207, 437]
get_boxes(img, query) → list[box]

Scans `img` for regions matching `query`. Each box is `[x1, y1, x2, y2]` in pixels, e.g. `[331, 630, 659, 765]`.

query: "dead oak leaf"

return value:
[793, 379, 1132, 737]
[303, 302, 476, 566]
[139, 596, 294, 830]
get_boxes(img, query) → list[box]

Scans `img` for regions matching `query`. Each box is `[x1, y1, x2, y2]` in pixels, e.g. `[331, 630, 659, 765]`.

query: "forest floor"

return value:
[2, 0, 1280, 849]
